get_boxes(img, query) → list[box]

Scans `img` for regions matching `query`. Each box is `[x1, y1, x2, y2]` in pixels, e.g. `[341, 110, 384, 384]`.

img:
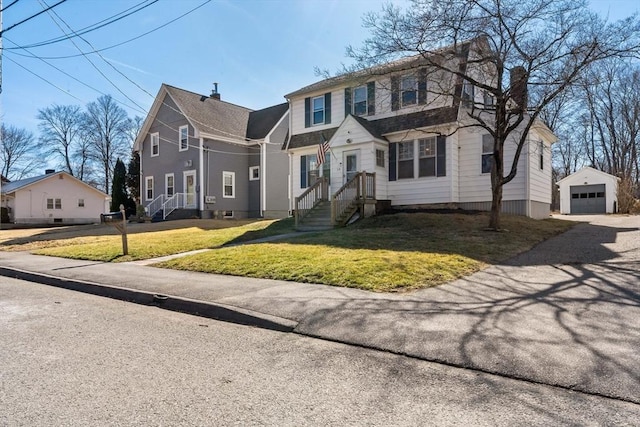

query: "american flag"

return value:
[317, 139, 330, 165]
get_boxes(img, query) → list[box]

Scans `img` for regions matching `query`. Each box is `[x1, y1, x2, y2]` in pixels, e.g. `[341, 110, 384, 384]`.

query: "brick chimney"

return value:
[510, 66, 527, 111]
[210, 82, 220, 100]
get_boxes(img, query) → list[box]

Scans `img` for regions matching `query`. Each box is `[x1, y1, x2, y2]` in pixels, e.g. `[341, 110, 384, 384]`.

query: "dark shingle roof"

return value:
[246, 103, 288, 140]
[288, 106, 459, 149]
[164, 85, 252, 140]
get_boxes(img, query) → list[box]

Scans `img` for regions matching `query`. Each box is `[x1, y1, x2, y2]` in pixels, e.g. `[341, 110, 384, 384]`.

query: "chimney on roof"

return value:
[210, 82, 220, 100]
[45, 169, 55, 174]
[510, 66, 528, 111]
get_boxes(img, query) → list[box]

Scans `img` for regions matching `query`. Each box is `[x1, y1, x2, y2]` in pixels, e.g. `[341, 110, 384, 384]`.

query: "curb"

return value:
[0, 266, 297, 333]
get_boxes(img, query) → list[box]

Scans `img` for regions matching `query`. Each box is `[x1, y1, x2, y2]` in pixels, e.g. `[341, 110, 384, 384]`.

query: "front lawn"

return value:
[13, 212, 574, 291]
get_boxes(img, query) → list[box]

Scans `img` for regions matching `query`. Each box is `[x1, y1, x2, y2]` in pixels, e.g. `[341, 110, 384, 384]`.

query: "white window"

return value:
[223, 171, 235, 198]
[223, 210, 234, 218]
[312, 96, 325, 125]
[179, 125, 188, 152]
[151, 133, 159, 157]
[165, 173, 174, 197]
[78, 199, 85, 208]
[145, 176, 154, 201]
[46, 198, 62, 209]
[418, 137, 436, 177]
[482, 134, 494, 174]
[398, 141, 414, 179]
[249, 166, 260, 181]
[401, 75, 417, 107]
[353, 86, 367, 116]
[539, 141, 544, 170]
[376, 149, 385, 168]
[462, 81, 475, 108]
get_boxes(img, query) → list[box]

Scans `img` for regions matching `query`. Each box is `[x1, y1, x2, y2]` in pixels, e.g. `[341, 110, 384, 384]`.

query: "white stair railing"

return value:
[146, 194, 165, 218]
[162, 193, 185, 219]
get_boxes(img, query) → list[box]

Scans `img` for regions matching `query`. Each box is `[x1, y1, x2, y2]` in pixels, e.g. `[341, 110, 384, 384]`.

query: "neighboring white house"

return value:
[557, 166, 619, 214]
[284, 38, 557, 229]
[0, 171, 110, 225]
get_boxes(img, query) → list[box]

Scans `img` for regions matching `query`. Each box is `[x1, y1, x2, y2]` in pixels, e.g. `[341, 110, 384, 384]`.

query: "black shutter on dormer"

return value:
[300, 156, 307, 188]
[391, 76, 399, 111]
[324, 93, 331, 124]
[367, 81, 376, 116]
[304, 97, 311, 128]
[436, 136, 446, 177]
[344, 88, 352, 118]
[418, 68, 428, 105]
[388, 143, 397, 181]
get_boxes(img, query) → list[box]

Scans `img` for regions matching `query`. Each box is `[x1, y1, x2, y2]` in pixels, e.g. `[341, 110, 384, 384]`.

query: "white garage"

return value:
[557, 167, 619, 214]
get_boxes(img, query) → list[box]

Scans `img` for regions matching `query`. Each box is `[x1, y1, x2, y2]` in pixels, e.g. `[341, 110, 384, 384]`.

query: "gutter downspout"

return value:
[525, 134, 531, 218]
[199, 137, 204, 215]
[261, 140, 266, 216]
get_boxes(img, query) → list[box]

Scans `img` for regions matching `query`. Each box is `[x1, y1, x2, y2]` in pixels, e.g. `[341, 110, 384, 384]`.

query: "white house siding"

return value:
[528, 130, 552, 204]
[457, 128, 526, 203]
[373, 142, 388, 200]
[12, 175, 108, 224]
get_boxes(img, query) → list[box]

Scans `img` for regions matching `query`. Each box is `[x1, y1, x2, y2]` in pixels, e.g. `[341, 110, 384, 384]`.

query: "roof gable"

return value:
[1, 172, 109, 197]
[556, 166, 620, 185]
[246, 103, 288, 140]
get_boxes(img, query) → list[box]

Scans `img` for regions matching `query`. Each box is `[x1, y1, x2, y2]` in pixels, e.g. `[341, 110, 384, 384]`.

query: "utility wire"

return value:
[5, 0, 211, 58]
[5, 0, 159, 50]
[3, 55, 83, 102]
[0, 0, 66, 36]
[0, 0, 21, 13]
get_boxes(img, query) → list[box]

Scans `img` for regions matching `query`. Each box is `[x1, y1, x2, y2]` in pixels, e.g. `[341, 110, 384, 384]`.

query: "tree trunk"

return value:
[489, 183, 503, 230]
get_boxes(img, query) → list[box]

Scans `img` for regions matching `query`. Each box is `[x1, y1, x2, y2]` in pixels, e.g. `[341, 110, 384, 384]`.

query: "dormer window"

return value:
[401, 75, 418, 107]
[462, 81, 475, 108]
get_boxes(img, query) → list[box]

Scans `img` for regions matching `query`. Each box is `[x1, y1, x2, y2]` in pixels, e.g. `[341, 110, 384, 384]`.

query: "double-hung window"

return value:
[481, 134, 494, 174]
[145, 176, 154, 200]
[352, 86, 367, 116]
[462, 81, 475, 108]
[165, 173, 174, 197]
[223, 171, 235, 198]
[179, 125, 188, 151]
[401, 75, 417, 107]
[398, 141, 414, 179]
[312, 96, 325, 125]
[376, 149, 385, 168]
[300, 154, 319, 188]
[151, 133, 159, 157]
[46, 198, 62, 209]
[418, 138, 437, 177]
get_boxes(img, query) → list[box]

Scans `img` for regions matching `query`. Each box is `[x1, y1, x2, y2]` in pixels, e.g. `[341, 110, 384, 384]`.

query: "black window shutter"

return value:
[324, 92, 332, 124]
[418, 69, 428, 105]
[367, 81, 376, 116]
[437, 136, 446, 177]
[391, 76, 399, 111]
[300, 155, 307, 188]
[344, 88, 352, 118]
[388, 143, 397, 181]
[304, 97, 311, 128]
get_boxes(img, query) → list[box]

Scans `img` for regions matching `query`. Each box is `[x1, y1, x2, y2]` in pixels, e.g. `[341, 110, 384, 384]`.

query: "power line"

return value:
[5, 0, 159, 50]
[3, 55, 83, 102]
[0, 0, 66, 36]
[5, 0, 211, 59]
[0, 0, 21, 13]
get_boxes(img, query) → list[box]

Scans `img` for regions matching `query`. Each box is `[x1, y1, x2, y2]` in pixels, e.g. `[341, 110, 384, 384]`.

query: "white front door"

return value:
[183, 170, 196, 208]
[343, 150, 360, 184]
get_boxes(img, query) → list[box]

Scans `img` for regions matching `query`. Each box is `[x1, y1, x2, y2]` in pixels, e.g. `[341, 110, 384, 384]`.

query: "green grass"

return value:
[17, 212, 574, 291]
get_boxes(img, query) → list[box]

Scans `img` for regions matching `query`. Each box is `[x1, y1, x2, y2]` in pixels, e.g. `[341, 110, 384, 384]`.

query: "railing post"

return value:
[361, 171, 367, 201]
[331, 195, 336, 225]
[294, 196, 300, 228]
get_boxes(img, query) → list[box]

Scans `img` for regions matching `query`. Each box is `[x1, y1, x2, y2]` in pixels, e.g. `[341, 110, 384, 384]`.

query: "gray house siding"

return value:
[203, 139, 251, 218]
[248, 150, 261, 217]
[142, 95, 200, 209]
[264, 117, 290, 218]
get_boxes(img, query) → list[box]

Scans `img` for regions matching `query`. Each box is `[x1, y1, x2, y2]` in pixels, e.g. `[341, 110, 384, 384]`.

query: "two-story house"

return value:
[285, 40, 556, 229]
[134, 84, 289, 220]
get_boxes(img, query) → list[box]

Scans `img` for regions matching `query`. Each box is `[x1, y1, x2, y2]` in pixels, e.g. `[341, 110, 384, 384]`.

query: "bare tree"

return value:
[83, 95, 132, 192]
[37, 104, 83, 177]
[0, 124, 44, 180]
[348, 0, 640, 229]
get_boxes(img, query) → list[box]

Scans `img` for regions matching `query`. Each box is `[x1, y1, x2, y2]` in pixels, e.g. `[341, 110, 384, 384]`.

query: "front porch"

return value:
[295, 171, 376, 231]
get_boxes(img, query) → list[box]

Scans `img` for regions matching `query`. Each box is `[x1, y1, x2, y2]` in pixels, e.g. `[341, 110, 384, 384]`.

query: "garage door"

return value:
[570, 184, 606, 214]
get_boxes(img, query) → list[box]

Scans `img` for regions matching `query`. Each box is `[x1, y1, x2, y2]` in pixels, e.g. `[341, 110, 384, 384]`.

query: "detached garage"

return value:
[557, 167, 619, 214]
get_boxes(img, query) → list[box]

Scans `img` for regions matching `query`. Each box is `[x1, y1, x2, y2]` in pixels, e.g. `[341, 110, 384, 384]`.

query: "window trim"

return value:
[539, 141, 544, 170]
[376, 149, 385, 168]
[400, 74, 418, 108]
[179, 125, 188, 152]
[311, 95, 325, 126]
[397, 141, 415, 179]
[249, 166, 260, 181]
[352, 85, 368, 116]
[145, 176, 154, 201]
[165, 173, 175, 197]
[150, 133, 159, 157]
[78, 198, 85, 208]
[418, 137, 437, 177]
[481, 134, 494, 174]
[222, 171, 235, 199]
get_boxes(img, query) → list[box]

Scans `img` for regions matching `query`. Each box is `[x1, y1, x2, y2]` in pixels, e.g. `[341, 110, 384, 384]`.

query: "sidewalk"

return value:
[1, 215, 639, 405]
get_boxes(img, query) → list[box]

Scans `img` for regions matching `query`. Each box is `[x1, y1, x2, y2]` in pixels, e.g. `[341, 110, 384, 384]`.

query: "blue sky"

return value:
[2, 0, 639, 137]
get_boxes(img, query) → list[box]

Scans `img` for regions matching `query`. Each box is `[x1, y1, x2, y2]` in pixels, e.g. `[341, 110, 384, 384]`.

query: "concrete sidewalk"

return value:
[1, 214, 639, 405]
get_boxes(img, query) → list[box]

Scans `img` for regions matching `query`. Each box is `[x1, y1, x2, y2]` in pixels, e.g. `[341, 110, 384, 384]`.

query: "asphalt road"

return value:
[2, 278, 638, 426]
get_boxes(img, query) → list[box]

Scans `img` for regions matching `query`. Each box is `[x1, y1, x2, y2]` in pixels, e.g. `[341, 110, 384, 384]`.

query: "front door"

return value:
[343, 150, 359, 184]
[183, 170, 196, 208]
